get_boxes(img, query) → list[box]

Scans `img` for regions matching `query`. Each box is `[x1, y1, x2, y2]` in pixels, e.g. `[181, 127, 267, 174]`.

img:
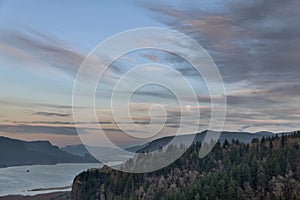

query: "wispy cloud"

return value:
[142, 53, 160, 62]
[0, 99, 85, 110]
[142, 0, 300, 85]
[0, 28, 85, 76]
[139, 0, 300, 133]
[0, 124, 86, 136]
[0, 27, 124, 83]
[34, 111, 71, 118]
[238, 125, 251, 132]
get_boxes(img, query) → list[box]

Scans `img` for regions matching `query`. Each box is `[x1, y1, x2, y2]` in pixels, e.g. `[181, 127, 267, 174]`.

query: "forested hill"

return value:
[0, 136, 98, 168]
[72, 131, 300, 200]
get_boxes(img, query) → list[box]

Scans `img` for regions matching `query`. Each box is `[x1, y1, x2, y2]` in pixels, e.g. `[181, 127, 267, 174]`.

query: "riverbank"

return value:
[27, 186, 71, 192]
[0, 191, 71, 200]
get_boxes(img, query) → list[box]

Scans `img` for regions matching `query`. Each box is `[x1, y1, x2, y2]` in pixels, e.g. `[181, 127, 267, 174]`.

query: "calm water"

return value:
[0, 163, 103, 196]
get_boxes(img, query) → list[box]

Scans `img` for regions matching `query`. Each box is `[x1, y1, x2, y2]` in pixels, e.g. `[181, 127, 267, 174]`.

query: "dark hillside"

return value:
[72, 131, 300, 200]
[0, 136, 98, 168]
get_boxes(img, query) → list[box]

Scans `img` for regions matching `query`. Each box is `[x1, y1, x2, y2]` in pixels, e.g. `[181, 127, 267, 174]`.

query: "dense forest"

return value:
[72, 131, 300, 200]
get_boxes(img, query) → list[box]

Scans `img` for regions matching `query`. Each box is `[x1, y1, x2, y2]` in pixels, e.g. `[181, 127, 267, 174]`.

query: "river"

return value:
[0, 163, 103, 196]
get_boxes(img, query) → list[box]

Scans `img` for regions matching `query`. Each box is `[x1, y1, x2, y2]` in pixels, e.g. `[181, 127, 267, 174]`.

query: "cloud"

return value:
[0, 28, 85, 76]
[10, 121, 75, 125]
[35, 103, 71, 109]
[0, 99, 87, 110]
[142, 53, 160, 62]
[140, 0, 300, 132]
[0, 124, 85, 136]
[0, 27, 122, 80]
[226, 95, 278, 108]
[142, 0, 300, 84]
[34, 111, 71, 118]
[132, 90, 175, 99]
[238, 125, 251, 132]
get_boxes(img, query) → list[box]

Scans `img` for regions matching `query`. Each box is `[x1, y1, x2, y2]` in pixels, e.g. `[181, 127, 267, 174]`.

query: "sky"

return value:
[0, 0, 299, 147]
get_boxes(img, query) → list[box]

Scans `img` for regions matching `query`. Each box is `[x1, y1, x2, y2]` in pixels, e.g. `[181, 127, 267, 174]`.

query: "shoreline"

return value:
[26, 185, 71, 192]
[0, 191, 71, 200]
[0, 162, 101, 169]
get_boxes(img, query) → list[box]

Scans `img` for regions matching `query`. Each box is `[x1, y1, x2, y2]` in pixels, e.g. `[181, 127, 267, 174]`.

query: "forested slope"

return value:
[72, 131, 300, 200]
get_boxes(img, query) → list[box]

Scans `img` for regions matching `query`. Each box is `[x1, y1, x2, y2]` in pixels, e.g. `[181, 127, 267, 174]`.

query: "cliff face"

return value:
[72, 167, 110, 200]
[71, 131, 300, 200]
[72, 177, 84, 200]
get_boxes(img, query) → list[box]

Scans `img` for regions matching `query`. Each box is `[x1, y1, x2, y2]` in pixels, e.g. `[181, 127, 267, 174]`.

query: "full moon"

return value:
[186, 105, 192, 111]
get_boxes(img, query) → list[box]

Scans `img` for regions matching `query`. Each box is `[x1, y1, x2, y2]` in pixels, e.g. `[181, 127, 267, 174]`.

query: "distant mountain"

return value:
[133, 130, 276, 153]
[125, 143, 149, 153]
[61, 144, 132, 163]
[0, 136, 99, 168]
[61, 131, 288, 164]
[61, 144, 90, 156]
